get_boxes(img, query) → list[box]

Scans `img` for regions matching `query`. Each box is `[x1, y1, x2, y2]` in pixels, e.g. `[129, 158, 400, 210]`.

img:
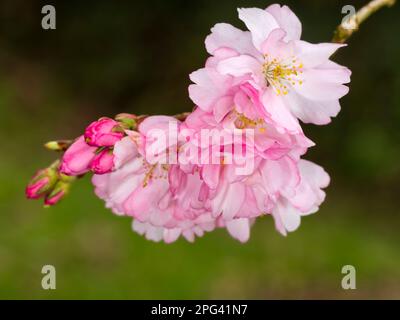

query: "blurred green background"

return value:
[0, 0, 399, 299]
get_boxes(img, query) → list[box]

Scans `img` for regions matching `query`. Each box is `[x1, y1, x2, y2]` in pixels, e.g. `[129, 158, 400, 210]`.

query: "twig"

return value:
[333, 0, 396, 43]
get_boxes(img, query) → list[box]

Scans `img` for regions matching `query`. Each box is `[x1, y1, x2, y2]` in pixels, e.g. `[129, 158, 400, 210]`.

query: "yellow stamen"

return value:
[233, 110, 267, 134]
[262, 55, 304, 95]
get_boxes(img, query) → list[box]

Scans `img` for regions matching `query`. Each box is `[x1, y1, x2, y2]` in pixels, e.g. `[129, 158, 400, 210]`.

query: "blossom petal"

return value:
[266, 4, 302, 41]
[272, 200, 301, 235]
[217, 54, 261, 78]
[295, 41, 346, 68]
[201, 164, 221, 189]
[163, 228, 181, 243]
[205, 23, 259, 57]
[262, 89, 301, 133]
[139, 116, 179, 136]
[283, 92, 341, 124]
[212, 181, 246, 219]
[189, 68, 233, 112]
[238, 8, 279, 51]
[113, 136, 139, 169]
[289, 159, 330, 213]
[261, 156, 300, 199]
[294, 69, 350, 101]
[226, 218, 250, 242]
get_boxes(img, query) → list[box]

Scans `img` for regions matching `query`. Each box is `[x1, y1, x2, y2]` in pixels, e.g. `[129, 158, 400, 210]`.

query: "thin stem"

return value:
[333, 0, 396, 43]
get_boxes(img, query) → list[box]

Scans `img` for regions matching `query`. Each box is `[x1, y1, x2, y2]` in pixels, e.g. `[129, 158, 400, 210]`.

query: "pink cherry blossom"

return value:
[192, 5, 351, 126]
[26, 4, 348, 244]
[92, 117, 219, 242]
[90, 108, 330, 243]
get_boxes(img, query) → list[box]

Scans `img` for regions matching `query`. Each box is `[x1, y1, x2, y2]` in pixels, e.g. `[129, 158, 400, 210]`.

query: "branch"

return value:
[333, 0, 396, 43]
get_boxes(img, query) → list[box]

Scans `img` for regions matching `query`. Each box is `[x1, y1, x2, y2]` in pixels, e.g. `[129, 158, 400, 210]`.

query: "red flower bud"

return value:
[90, 148, 114, 174]
[44, 181, 69, 206]
[84, 117, 124, 147]
[26, 168, 57, 199]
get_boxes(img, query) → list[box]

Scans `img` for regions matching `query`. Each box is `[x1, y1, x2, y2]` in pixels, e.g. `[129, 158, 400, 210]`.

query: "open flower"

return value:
[192, 4, 351, 126]
[92, 117, 219, 243]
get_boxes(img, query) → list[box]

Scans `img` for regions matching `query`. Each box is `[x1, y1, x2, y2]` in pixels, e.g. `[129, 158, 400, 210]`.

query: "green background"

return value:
[0, 0, 399, 299]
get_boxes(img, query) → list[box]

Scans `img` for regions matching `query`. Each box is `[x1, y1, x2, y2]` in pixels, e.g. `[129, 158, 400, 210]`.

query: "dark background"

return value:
[0, 0, 399, 298]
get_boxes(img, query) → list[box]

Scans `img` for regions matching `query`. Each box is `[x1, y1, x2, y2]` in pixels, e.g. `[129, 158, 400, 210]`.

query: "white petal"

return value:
[217, 55, 261, 77]
[295, 41, 346, 68]
[283, 91, 341, 125]
[205, 23, 260, 57]
[238, 8, 279, 51]
[226, 218, 250, 242]
[266, 4, 302, 41]
[272, 200, 301, 234]
[163, 228, 181, 243]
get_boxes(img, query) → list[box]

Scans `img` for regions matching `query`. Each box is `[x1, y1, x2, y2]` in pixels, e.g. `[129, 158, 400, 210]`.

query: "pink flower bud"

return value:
[26, 168, 57, 199]
[44, 191, 64, 206]
[90, 148, 114, 174]
[84, 117, 124, 147]
[44, 181, 69, 206]
[59, 136, 97, 176]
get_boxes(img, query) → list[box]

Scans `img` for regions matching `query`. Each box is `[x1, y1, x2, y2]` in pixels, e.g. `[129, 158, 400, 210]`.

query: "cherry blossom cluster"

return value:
[26, 4, 350, 243]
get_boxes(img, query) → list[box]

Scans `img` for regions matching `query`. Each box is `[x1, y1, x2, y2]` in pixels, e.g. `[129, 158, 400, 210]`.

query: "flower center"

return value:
[262, 55, 303, 95]
[234, 111, 266, 133]
[141, 162, 169, 187]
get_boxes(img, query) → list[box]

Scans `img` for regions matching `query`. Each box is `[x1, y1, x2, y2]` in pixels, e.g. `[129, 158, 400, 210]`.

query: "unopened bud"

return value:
[90, 148, 114, 174]
[44, 181, 70, 207]
[26, 167, 58, 199]
[44, 140, 72, 152]
[115, 113, 145, 130]
[84, 117, 124, 147]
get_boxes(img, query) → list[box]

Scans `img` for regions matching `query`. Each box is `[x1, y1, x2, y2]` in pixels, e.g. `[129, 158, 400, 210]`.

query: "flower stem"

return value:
[333, 0, 396, 43]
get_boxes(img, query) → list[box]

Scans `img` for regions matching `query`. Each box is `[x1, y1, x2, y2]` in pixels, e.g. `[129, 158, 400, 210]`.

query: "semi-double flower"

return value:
[190, 4, 351, 129]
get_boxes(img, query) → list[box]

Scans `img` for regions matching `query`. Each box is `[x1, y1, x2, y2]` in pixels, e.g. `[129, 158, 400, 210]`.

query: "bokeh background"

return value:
[0, 0, 399, 299]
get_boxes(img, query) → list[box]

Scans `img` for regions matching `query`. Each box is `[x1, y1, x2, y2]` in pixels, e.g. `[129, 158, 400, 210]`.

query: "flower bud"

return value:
[90, 148, 114, 174]
[84, 117, 124, 147]
[115, 113, 139, 130]
[44, 140, 72, 152]
[26, 167, 57, 199]
[44, 181, 70, 207]
[59, 136, 97, 176]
